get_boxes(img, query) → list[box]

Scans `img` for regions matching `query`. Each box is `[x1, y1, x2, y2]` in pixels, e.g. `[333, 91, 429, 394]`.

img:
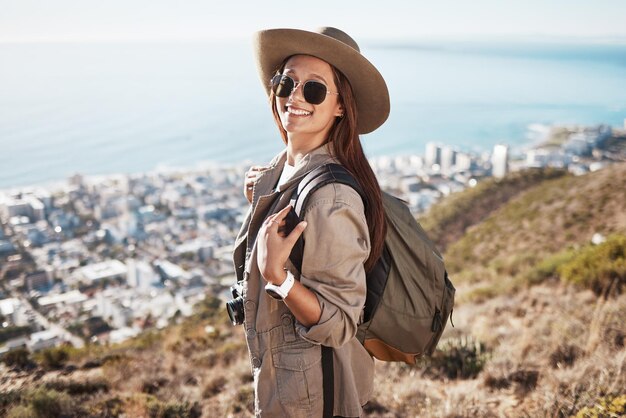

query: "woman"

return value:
[231, 27, 390, 417]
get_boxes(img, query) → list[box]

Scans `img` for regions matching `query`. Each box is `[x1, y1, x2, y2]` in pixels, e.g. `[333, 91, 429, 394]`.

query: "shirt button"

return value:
[251, 357, 261, 368]
[281, 315, 292, 326]
[245, 300, 256, 309]
[246, 328, 257, 338]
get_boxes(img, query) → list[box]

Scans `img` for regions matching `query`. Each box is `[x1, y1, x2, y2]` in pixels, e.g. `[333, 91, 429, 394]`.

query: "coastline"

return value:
[2, 120, 623, 194]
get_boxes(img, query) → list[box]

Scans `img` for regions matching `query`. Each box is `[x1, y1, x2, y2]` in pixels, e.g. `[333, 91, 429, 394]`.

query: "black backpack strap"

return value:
[321, 346, 334, 418]
[288, 163, 364, 272]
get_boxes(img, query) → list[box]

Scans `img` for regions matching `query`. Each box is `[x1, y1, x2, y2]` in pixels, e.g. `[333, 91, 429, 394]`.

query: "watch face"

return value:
[265, 288, 283, 300]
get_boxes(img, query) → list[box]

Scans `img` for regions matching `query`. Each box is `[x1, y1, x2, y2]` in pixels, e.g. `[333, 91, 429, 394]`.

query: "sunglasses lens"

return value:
[271, 75, 294, 98]
[303, 81, 327, 105]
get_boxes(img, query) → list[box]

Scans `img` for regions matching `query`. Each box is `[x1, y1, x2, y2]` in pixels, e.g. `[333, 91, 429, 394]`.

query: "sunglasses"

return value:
[270, 74, 339, 105]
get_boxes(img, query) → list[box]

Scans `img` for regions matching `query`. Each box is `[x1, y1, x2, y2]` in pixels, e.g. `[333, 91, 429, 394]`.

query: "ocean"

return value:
[0, 40, 625, 190]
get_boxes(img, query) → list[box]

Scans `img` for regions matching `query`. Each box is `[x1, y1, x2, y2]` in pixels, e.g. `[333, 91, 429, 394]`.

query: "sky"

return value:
[1, 0, 626, 43]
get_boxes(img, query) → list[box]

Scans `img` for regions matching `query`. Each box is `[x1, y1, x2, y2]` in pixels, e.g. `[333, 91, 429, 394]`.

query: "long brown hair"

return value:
[270, 58, 387, 272]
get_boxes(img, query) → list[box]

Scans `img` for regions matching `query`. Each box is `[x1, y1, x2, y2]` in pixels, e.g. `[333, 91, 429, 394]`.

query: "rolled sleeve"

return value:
[294, 183, 370, 348]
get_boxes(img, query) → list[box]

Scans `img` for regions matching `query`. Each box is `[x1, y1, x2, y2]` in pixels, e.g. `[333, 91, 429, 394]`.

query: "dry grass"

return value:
[2, 285, 623, 417]
[365, 283, 626, 417]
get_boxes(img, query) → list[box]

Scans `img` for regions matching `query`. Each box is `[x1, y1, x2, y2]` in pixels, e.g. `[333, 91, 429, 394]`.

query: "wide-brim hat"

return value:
[253, 27, 390, 135]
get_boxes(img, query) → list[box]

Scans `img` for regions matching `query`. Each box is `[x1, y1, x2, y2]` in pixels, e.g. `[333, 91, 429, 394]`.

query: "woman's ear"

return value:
[335, 105, 344, 118]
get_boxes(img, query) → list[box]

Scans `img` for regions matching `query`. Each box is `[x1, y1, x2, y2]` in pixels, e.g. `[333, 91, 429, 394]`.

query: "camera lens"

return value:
[226, 297, 245, 326]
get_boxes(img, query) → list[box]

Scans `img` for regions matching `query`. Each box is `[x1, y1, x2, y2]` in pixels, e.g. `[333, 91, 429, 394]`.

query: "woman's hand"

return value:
[243, 165, 266, 203]
[257, 205, 307, 284]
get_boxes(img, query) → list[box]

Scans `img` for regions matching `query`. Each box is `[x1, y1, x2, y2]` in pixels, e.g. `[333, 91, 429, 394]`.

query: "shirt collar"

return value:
[275, 143, 338, 193]
[251, 143, 338, 204]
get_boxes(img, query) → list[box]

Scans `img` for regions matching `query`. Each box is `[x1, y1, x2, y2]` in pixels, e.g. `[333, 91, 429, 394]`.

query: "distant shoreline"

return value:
[2, 120, 623, 195]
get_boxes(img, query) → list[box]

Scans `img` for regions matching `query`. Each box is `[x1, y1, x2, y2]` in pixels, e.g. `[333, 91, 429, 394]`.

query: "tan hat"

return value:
[253, 27, 390, 135]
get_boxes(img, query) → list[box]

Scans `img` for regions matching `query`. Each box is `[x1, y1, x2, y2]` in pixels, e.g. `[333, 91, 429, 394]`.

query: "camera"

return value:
[226, 283, 245, 326]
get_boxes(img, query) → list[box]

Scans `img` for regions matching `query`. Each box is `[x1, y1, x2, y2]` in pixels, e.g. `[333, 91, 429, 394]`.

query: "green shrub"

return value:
[145, 396, 202, 418]
[1, 347, 33, 370]
[425, 336, 489, 379]
[0, 390, 22, 416]
[559, 235, 626, 296]
[521, 248, 577, 286]
[44, 377, 109, 395]
[141, 377, 169, 395]
[85, 396, 124, 417]
[121, 330, 162, 350]
[37, 346, 70, 370]
[7, 388, 73, 418]
[28, 388, 72, 418]
[549, 344, 583, 369]
[575, 394, 626, 418]
[231, 386, 255, 415]
[7, 405, 31, 418]
[462, 283, 502, 304]
[203, 375, 227, 398]
[483, 369, 539, 394]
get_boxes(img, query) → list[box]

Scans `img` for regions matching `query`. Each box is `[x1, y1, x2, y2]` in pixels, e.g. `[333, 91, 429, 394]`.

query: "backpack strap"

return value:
[288, 163, 364, 272]
[291, 163, 364, 215]
[285, 163, 363, 418]
[321, 346, 334, 418]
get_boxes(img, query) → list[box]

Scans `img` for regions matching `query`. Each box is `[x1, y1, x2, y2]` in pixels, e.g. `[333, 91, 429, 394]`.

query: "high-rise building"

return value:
[492, 144, 509, 178]
[455, 152, 472, 172]
[425, 142, 441, 169]
[440, 146, 457, 175]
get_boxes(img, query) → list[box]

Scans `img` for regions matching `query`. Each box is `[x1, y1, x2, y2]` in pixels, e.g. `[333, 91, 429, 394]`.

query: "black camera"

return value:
[226, 283, 245, 326]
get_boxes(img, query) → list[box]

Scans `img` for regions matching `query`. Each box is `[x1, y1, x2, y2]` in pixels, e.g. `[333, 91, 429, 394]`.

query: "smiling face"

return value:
[274, 55, 344, 149]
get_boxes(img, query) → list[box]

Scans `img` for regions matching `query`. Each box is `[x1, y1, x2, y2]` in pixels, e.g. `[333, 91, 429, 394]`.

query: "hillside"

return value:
[419, 167, 568, 252]
[1, 164, 625, 417]
[437, 163, 626, 299]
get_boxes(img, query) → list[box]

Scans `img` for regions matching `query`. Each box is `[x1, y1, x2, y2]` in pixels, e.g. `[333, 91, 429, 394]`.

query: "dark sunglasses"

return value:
[270, 74, 339, 105]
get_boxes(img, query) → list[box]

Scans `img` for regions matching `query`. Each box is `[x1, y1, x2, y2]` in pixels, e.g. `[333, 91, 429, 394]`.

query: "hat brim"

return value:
[253, 28, 390, 135]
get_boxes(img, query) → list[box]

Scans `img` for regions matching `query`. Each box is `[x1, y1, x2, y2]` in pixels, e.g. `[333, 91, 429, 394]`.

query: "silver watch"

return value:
[265, 270, 295, 300]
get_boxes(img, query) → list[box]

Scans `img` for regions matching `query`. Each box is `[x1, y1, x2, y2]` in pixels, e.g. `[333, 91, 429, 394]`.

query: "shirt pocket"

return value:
[272, 341, 322, 409]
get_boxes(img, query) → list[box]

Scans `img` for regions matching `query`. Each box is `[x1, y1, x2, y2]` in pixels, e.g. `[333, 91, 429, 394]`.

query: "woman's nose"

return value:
[289, 82, 305, 101]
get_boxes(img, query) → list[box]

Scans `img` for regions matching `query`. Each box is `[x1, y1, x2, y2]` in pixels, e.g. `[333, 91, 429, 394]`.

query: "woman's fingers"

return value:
[264, 206, 290, 225]
[266, 206, 306, 241]
[243, 165, 266, 203]
[273, 205, 294, 222]
[256, 206, 307, 282]
[245, 166, 265, 181]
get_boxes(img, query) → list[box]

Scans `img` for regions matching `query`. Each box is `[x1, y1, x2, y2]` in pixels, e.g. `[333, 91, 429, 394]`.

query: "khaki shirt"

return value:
[232, 144, 374, 417]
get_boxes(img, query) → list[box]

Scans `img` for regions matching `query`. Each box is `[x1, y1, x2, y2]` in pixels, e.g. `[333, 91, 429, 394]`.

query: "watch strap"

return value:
[265, 270, 295, 300]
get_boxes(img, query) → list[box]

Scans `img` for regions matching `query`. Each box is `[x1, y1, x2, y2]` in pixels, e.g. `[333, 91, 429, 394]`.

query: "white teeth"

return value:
[287, 107, 311, 116]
